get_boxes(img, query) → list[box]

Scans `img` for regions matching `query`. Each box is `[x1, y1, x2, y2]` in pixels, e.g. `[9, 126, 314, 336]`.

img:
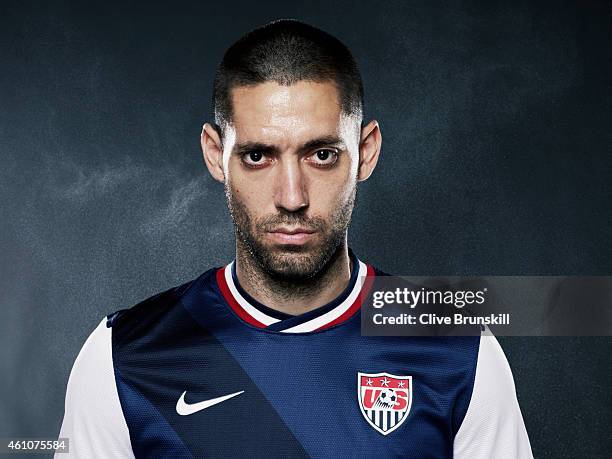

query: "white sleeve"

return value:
[56, 318, 134, 459]
[453, 334, 533, 459]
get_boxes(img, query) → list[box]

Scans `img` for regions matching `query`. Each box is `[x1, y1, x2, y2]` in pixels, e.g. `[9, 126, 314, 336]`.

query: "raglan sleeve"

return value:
[453, 333, 533, 459]
[56, 317, 134, 458]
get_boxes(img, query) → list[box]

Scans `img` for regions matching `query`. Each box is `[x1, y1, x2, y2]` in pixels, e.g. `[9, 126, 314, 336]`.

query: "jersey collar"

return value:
[215, 253, 375, 333]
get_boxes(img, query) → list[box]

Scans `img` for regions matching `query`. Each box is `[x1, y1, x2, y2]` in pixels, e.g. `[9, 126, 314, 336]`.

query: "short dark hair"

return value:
[213, 19, 364, 131]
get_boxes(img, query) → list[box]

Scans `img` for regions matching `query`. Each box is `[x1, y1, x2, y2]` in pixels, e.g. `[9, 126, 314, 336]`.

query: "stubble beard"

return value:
[225, 183, 356, 283]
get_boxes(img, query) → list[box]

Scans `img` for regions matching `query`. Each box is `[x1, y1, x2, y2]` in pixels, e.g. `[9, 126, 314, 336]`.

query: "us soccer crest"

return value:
[357, 372, 412, 435]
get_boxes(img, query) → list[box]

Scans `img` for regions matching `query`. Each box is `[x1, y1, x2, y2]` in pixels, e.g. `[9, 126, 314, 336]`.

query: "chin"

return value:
[262, 249, 326, 280]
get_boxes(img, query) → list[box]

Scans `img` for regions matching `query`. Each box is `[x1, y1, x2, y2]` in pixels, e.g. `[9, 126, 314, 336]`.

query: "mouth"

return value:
[266, 227, 317, 245]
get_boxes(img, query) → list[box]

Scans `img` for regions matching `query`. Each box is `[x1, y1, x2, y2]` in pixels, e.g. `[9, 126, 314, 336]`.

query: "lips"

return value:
[272, 227, 316, 235]
[267, 227, 316, 245]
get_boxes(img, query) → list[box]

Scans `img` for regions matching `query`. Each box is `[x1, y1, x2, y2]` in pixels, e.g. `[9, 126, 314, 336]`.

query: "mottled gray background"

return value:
[1, 0, 611, 457]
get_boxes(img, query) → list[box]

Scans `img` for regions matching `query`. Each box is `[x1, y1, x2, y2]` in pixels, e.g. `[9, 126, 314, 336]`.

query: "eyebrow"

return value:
[302, 136, 345, 152]
[232, 136, 346, 156]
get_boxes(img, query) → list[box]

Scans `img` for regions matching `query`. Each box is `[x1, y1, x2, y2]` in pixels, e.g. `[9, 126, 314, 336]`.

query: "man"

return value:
[58, 19, 532, 458]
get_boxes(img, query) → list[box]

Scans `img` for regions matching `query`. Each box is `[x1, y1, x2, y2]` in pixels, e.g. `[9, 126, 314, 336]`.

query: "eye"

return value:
[306, 149, 338, 168]
[241, 150, 270, 168]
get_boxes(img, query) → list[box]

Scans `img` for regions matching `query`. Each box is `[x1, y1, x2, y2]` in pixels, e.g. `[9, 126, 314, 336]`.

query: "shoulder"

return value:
[453, 331, 533, 458]
[58, 319, 133, 457]
[473, 333, 516, 395]
[106, 276, 198, 329]
[64, 318, 115, 397]
[106, 268, 219, 345]
[461, 333, 519, 425]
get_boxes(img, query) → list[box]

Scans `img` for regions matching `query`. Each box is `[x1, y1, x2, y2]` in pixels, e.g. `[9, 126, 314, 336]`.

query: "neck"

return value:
[235, 239, 352, 316]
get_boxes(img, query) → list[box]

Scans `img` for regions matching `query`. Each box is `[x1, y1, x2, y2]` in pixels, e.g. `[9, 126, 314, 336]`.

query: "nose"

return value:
[273, 157, 309, 213]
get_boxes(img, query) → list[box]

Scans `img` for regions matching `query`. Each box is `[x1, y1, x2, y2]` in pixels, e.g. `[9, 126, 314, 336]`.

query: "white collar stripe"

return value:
[224, 263, 280, 326]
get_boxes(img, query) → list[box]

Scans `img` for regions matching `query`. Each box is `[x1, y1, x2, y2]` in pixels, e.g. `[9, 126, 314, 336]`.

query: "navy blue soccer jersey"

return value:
[58, 252, 532, 458]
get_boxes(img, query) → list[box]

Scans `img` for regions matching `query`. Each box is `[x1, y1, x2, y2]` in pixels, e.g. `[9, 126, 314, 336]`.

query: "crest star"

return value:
[366, 378, 374, 386]
[397, 381, 406, 388]
[380, 377, 390, 387]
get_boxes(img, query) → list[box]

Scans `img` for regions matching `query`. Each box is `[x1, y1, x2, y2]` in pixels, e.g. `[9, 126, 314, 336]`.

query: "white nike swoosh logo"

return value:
[175, 390, 244, 416]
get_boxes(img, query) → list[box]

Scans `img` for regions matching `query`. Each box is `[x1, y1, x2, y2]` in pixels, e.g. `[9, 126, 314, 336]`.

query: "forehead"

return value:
[229, 81, 349, 147]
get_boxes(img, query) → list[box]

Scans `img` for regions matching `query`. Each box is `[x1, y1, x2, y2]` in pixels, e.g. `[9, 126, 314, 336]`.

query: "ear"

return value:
[201, 123, 225, 183]
[357, 120, 382, 182]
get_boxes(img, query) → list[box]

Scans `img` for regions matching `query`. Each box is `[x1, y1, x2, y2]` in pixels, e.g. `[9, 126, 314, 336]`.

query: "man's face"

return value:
[222, 81, 362, 280]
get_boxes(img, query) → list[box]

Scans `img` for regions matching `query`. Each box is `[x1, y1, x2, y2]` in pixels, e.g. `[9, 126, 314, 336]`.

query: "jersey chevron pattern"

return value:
[58, 251, 533, 458]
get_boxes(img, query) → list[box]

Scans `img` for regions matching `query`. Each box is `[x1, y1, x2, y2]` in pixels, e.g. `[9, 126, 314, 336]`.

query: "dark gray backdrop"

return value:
[1, 0, 611, 457]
